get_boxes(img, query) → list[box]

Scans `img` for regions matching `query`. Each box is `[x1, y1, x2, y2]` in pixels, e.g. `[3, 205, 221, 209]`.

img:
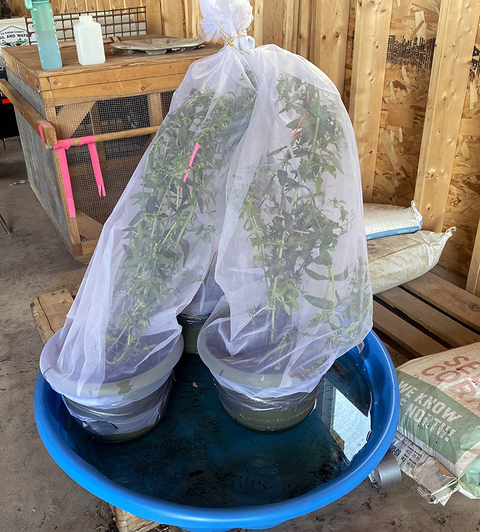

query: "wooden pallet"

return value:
[373, 271, 480, 367]
[31, 271, 480, 531]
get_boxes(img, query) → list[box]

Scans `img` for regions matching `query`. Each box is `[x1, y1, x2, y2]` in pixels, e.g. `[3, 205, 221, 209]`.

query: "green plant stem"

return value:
[329, 265, 336, 324]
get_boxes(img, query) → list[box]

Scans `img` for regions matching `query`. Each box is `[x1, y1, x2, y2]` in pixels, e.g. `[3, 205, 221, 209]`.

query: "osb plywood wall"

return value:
[8, 0, 480, 287]
[374, 1, 439, 207]
[441, 23, 480, 278]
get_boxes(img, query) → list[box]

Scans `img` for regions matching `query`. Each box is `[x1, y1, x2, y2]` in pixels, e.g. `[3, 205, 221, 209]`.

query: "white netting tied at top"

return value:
[196, 0, 372, 399]
[39, 0, 372, 435]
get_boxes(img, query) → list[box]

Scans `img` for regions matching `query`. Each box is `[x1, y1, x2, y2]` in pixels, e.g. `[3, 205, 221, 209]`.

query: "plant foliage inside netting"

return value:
[40, 0, 372, 409]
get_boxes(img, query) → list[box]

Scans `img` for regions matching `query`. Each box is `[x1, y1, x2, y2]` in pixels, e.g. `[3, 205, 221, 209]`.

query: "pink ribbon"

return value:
[183, 142, 201, 183]
[39, 124, 106, 218]
[291, 113, 306, 140]
[291, 93, 310, 140]
[82, 136, 106, 197]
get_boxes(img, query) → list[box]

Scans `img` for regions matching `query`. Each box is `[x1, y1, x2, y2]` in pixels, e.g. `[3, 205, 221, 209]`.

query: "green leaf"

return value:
[179, 239, 190, 267]
[145, 196, 156, 213]
[277, 169, 288, 185]
[304, 295, 334, 311]
[269, 146, 287, 156]
[305, 268, 329, 281]
[333, 267, 349, 281]
[286, 116, 302, 130]
[314, 246, 333, 267]
[129, 211, 142, 227]
[284, 177, 299, 189]
[332, 158, 344, 175]
[157, 254, 172, 265]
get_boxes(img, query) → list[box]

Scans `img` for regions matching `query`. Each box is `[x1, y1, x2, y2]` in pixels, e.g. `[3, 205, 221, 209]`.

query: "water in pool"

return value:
[67, 352, 372, 508]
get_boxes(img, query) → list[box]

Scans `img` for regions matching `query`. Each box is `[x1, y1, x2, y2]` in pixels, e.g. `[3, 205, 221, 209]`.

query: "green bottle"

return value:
[24, 0, 62, 70]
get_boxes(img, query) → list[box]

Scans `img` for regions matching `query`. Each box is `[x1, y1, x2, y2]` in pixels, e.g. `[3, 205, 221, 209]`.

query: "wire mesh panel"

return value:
[25, 7, 147, 44]
[48, 90, 174, 226]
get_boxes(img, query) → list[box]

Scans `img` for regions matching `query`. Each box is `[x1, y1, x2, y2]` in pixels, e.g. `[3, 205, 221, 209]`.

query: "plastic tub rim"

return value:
[34, 329, 399, 532]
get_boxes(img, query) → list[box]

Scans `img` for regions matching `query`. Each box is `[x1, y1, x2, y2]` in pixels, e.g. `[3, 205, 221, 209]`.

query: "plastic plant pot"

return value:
[63, 374, 173, 443]
[34, 330, 399, 532]
[177, 313, 211, 354]
[42, 332, 183, 441]
[214, 377, 318, 432]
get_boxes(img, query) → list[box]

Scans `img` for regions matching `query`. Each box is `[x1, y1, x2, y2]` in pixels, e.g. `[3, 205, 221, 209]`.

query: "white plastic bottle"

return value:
[74, 14, 106, 66]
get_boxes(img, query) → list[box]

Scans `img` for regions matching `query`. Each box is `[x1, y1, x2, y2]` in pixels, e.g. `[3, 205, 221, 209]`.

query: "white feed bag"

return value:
[363, 201, 423, 240]
[368, 228, 455, 295]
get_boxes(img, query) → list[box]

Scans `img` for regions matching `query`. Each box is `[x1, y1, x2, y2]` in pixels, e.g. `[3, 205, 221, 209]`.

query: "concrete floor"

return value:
[1, 136, 479, 532]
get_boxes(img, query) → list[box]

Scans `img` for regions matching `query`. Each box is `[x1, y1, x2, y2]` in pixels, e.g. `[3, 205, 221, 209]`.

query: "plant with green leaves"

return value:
[238, 74, 370, 376]
[105, 78, 256, 368]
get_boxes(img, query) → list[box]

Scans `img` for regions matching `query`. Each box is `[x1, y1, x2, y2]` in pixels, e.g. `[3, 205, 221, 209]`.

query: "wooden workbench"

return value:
[2, 38, 219, 263]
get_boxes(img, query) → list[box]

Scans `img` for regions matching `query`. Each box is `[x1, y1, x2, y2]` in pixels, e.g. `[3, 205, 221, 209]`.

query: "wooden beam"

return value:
[0, 79, 57, 146]
[403, 272, 480, 332]
[160, 0, 186, 38]
[48, 74, 186, 101]
[413, 0, 480, 232]
[376, 287, 480, 348]
[262, 0, 285, 47]
[297, 0, 312, 59]
[283, 0, 300, 53]
[55, 125, 158, 147]
[348, 0, 393, 202]
[310, 0, 350, 94]
[466, 217, 480, 296]
[54, 102, 95, 139]
[47, 61, 191, 91]
[373, 301, 447, 357]
[253, 0, 264, 45]
[146, 0, 163, 34]
[76, 211, 104, 241]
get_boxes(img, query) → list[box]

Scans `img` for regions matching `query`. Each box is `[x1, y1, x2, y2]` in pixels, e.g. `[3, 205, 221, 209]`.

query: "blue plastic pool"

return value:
[34, 330, 399, 532]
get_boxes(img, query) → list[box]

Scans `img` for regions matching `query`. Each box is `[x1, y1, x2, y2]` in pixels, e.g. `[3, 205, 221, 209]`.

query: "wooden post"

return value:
[145, 0, 163, 35]
[297, 0, 312, 59]
[466, 219, 480, 296]
[283, 0, 300, 53]
[348, 0, 393, 202]
[413, 0, 480, 231]
[310, 0, 350, 94]
[262, 0, 285, 47]
[253, 0, 264, 45]
[160, 0, 186, 38]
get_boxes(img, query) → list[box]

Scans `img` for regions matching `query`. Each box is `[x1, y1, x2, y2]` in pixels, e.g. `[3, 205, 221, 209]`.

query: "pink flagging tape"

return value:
[88, 143, 105, 196]
[50, 135, 106, 216]
[291, 113, 306, 140]
[183, 143, 201, 183]
[38, 124, 106, 216]
[189, 143, 201, 166]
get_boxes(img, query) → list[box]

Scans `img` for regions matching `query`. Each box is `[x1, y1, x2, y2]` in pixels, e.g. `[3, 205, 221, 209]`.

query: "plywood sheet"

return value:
[373, 1, 439, 207]
[440, 23, 480, 278]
